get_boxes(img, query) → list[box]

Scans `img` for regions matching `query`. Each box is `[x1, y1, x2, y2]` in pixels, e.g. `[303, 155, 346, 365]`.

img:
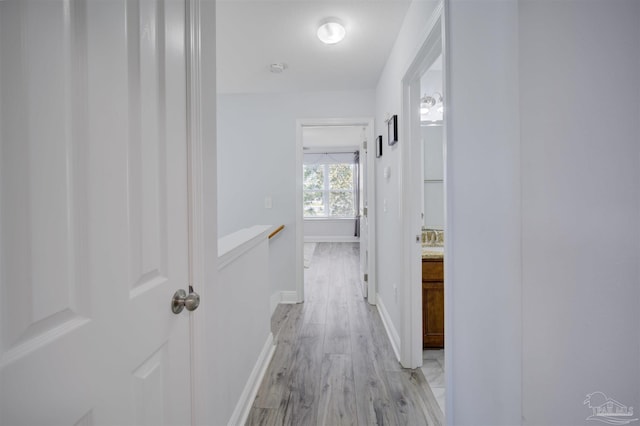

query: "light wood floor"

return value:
[246, 243, 443, 426]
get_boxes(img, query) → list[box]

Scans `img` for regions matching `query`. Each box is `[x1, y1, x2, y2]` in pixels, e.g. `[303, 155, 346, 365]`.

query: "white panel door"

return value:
[0, 1, 192, 424]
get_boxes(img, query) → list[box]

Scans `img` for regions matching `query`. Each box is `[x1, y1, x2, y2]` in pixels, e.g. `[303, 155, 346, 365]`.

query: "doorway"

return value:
[400, 4, 444, 366]
[295, 118, 376, 304]
[418, 55, 446, 414]
[399, 3, 448, 415]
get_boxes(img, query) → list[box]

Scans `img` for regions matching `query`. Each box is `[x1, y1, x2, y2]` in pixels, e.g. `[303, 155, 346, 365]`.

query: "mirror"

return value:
[421, 55, 444, 233]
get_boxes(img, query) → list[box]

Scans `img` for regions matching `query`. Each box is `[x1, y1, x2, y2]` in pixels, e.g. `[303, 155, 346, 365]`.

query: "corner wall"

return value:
[374, 0, 439, 360]
[217, 90, 375, 300]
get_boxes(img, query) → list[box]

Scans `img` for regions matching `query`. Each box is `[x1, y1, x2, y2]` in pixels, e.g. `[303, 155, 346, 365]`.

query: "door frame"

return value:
[184, 0, 218, 424]
[399, 2, 447, 369]
[295, 117, 376, 304]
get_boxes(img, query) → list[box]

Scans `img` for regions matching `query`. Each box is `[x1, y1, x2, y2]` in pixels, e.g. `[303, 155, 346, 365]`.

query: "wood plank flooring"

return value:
[247, 243, 443, 426]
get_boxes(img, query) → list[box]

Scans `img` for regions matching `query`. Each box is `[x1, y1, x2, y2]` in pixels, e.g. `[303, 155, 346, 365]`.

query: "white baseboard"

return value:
[304, 236, 359, 243]
[281, 291, 298, 304]
[270, 291, 300, 315]
[376, 294, 401, 363]
[227, 333, 276, 426]
[270, 293, 280, 315]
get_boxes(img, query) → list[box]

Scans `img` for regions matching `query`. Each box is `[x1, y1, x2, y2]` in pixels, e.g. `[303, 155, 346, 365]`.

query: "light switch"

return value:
[265, 196, 272, 209]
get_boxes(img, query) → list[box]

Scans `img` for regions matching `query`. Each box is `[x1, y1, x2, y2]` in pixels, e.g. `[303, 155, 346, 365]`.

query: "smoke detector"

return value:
[269, 63, 288, 73]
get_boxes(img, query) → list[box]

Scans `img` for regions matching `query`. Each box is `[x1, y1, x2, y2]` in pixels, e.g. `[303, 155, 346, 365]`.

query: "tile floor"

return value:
[422, 349, 445, 415]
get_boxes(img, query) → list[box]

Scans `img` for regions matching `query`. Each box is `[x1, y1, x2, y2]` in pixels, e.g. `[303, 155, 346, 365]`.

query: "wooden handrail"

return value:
[268, 225, 285, 239]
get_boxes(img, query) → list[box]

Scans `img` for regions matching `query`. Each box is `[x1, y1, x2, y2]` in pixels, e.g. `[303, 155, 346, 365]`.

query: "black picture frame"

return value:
[376, 135, 383, 158]
[387, 115, 398, 145]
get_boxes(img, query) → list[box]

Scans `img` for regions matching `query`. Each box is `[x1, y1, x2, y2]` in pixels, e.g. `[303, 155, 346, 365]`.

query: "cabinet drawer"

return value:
[422, 259, 444, 281]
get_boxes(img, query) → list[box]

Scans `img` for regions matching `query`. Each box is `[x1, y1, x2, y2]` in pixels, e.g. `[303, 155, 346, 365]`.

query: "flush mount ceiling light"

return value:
[317, 18, 346, 45]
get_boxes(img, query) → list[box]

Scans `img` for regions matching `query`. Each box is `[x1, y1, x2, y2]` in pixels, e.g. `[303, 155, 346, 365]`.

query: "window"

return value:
[303, 163, 356, 218]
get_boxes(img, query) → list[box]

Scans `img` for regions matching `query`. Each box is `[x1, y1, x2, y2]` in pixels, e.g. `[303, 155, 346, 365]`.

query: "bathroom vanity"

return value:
[422, 250, 444, 348]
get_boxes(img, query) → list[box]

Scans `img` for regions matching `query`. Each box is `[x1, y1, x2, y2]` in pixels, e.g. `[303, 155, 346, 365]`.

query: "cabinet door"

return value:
[423, 281, 445, 348]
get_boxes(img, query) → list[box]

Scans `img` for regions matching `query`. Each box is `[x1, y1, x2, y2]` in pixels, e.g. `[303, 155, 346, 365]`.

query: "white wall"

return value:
[374, 1, 437, 362]
[423, 125, 444, 229]
[446, 2, 523, 424]
[374, 0, 439, 358]
[445, 0, 640, 424]
[304, 219, 357, 242]
[217, 90, 375, 300]
[212, 231, 272, 425]
[303, 125, 362, 150]
[520, 1, 640, 424]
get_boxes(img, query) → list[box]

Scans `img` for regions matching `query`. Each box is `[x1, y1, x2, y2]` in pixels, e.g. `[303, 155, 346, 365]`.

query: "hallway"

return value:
[247, 243, 443, 425]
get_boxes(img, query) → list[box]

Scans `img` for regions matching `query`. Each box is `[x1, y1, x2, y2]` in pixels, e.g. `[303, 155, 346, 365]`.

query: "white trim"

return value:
[295, 121, 304, 303]
[304, 236, 359, 243]
[184, 1, 208, 425]
[270, 291, 299, 315]
[270, 293, 280, 314]
[227, 333, 276, 426]
[400, 2, 444, 370]
[375, 295, 401, 362]
[218, 225, 274, 270]
[442, 2, 453, 423]
[280, 291, 298, 304]
[303, 217, 356, 221]
[296, 117, 376, 305]
[188, 0, 217, 424]
[362, 120, 377, 305]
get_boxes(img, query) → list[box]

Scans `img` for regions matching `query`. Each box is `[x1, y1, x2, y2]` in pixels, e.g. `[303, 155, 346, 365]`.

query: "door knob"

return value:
[171, 286, 200, 314]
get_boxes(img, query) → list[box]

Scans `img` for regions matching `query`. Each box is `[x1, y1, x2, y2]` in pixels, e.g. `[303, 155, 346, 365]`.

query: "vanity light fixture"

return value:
[421, 95, 436, 108]
[421, 92, 444, 123]
[317, 18, 346, 45]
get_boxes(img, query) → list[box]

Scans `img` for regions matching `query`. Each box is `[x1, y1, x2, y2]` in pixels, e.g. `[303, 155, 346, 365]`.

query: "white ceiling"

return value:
[216, 0, 412, 94]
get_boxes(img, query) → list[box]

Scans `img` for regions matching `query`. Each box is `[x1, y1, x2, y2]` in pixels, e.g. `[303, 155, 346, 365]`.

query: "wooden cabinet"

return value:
[422, 258, 444, 348]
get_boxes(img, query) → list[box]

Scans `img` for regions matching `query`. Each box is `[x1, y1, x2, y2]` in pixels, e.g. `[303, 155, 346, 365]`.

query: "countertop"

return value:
[422, 245, 444, 260]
